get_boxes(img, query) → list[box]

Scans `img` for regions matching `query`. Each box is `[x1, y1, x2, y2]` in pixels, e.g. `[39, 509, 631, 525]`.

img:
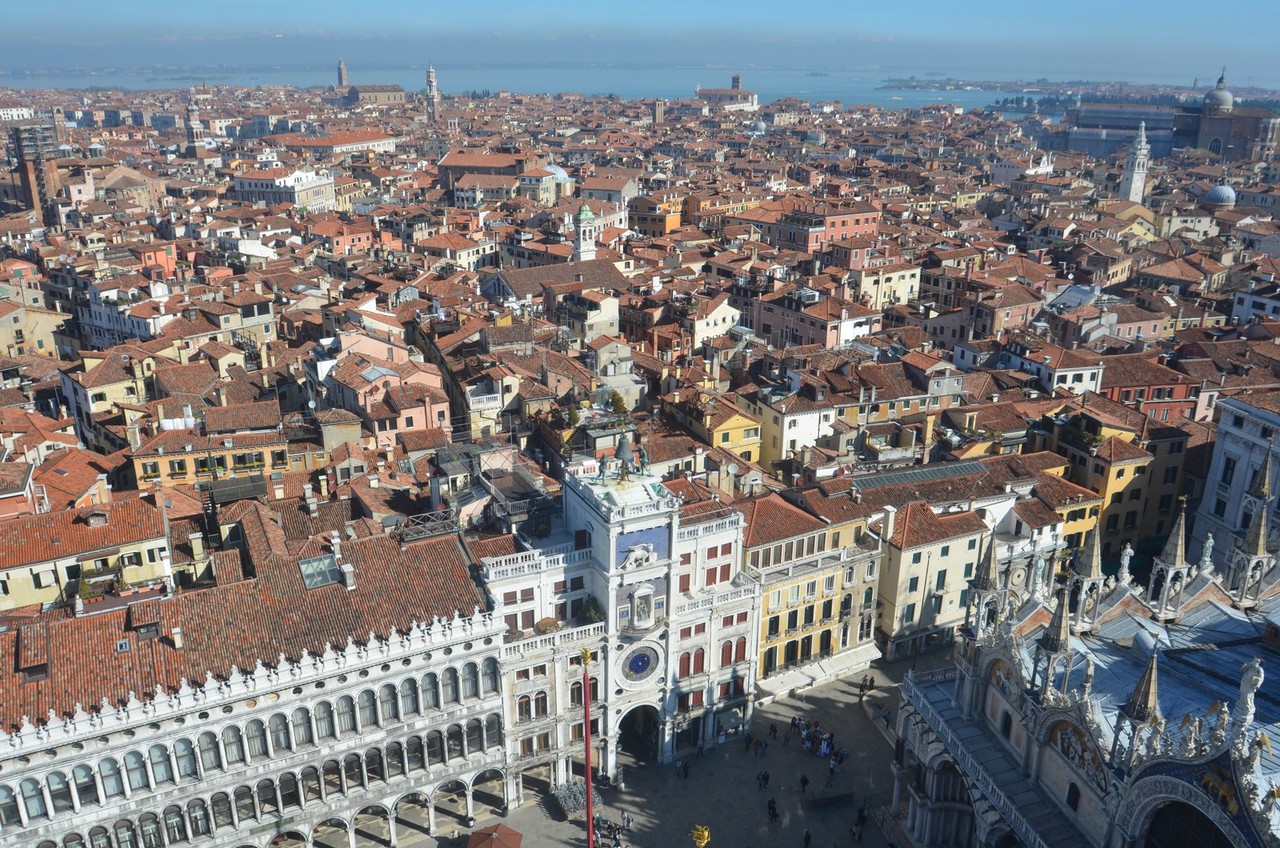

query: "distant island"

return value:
[807, 71, 829, 77]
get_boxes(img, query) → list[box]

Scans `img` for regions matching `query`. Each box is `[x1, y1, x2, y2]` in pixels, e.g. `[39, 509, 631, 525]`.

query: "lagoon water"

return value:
[0, 63, 1025, 109]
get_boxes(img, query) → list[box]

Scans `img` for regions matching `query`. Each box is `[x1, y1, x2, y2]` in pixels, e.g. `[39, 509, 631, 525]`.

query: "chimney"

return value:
[331, 529, 342, 561]
[341, 562, 356, 590]
[272, 478, 285, 500]
[883, 504, 897, 542]
[171, 627, 184, 649]
[368, 474, 380, 489]
[318, 473, 330, 499]
[188, 531, 205, 560]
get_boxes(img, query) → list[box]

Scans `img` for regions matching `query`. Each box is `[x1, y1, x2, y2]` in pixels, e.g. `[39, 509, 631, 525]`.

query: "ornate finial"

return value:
[1123, 647, 1161, 725]
[971, 534, 999, 592]
[1158, 497, 1188, 567]
[1078, 528, 1104, 581]
[690, 825, 711, 848]
[1038, 587, 1072, 654]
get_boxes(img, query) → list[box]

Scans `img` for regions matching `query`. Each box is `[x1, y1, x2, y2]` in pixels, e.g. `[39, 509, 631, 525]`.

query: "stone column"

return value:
[93, 770, 107, 808]
[388, 813, 399, 847]
[891, 764, 905, 810]
[69, 779, 81, 813]
[427, 800, 437, 836]
[465, 786, 475, 819]
[347, 825, 358, 848]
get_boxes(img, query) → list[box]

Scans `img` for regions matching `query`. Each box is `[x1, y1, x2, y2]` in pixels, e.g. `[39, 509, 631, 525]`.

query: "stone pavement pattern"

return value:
[384, 651, 952, 848]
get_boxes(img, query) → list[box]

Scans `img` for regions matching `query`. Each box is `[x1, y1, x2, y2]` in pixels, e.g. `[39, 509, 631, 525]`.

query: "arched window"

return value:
[99, 759, 125, 799]
[113, 821, 137, 848]
[301, 767, 322, 803]
[210, 793, 234, 829]
[387, 742, 405, 778]
[343, 754, 364, 788]
[257, 779, 278, 816]
[517, 695, 532, 722]
[365, 749, 385, 783]
[400, 678, 420, 715]
[426, 731, 445, 766]
[482, 658, 500, 694]
[137, 813, 161, 848]
[693, 648, 706, 675]
[462, 662, 479, 699]
[187, 799, 211, 836]
[590, 676, 599, 701]
[73, 765, 99, 806]
[863, 587, 873, 607]
[321, 761, 342, 795]
[486, 714, 503, 747]
[467, 718, 484, 752]
[47, 771, 73, 813]
[407, 736, 426, 771]
[423, 672, 441, 709]
[222, 726, 245, 764]
[336, 696, 357, 734]
[89, 828, 112, 848]
[246, 719, 268, 759]
[379, 684, 399, 722]
[1000, 712, 1013, 739]
[357, 690, 378, 728]
[314, 701, 335, 739]
[720, 641, 733, 667]
[446, 725, 464, 759]
[1066, 782, 1081, 812]
[284, 709, 309, 747]
[569, 681, 583, 705]
[280, 773, 300, 809]
[534, 691, 549, 717]
[1208, 138, 1223, 155]
[735, 637, 747, 663]
[124, 751, 150, 791]
[442, 668, 460, 703]
[198, 732, 221, 771]
[269, 713, 291, 751]
[0, 785, 19, 826]
[64, 833, 86, 848]
[233, 785, 255, 820]
[20, 777, 46, 819]
[162, 806, 186, 843]
[678, 652, 691, 678]
[173, 738, 198, 779]
[149, 745, 174, 785]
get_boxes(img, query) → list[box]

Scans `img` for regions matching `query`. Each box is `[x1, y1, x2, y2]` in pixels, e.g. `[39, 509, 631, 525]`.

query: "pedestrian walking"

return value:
[676, 761, 684, 779]
[803, 827, 812, 848]
[682, 761, 690, 779]
[769, 721, 778, 739]
[800, 774, 810, 794]
[761, 741, 769, 757]
[762, 771, 770, 789]
[744, 732, 754, 752]
[768, 797, 779, 823]
[757, 770, 766, 790]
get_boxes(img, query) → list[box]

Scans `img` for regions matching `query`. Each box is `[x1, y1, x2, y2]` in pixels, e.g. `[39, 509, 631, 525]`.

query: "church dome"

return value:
[1202, 183, 1236, 208]
[1203, 70, 1234, 113]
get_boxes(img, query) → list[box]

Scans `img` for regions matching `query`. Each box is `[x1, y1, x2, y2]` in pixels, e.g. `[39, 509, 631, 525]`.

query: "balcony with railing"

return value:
[502, 621, 606, 660]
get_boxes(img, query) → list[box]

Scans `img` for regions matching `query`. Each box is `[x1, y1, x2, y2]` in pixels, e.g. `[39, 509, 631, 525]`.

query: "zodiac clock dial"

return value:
[622, 646, 659, 681]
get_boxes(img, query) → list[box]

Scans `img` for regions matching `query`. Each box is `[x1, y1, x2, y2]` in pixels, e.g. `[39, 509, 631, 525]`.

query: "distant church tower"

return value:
[573, 202, 598, 263]
[1119, 120, 1150, 204]
[185, 98, 206, 157]
[425, 64, 441, 122]
[337, 58, 349, 88]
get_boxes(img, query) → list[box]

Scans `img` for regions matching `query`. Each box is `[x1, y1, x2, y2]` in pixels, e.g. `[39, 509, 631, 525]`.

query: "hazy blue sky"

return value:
[4, 0, 1277, 87]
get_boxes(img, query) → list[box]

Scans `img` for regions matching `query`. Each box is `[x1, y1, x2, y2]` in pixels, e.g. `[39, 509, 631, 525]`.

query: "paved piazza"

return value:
[363, 652, 953, 848]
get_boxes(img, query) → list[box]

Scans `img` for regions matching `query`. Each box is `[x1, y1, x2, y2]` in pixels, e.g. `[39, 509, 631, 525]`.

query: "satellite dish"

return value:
[308, 400, 317, 409]
[726, 463, 740, 476]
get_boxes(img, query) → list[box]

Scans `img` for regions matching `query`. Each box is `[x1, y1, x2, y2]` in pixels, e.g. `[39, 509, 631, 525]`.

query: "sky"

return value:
[2, 0, 1278, 88]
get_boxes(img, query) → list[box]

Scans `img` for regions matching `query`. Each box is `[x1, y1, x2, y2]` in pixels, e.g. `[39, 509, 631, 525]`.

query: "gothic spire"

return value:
[1078, 527, 1104, 581]
[971, 534, 999, 592]
[1244, 451, 1274, 558]
[1038, 587, 1072, 654]
[1158, 497, 1188, 567]
[1122, 646, 1161, 724]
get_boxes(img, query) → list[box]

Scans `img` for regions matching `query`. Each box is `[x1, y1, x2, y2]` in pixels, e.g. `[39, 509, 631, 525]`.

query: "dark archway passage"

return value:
[1143, 800, 1234, 848]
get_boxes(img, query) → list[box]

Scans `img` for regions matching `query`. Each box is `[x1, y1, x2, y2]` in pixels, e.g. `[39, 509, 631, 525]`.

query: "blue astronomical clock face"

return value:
[623, 646, 659, 681]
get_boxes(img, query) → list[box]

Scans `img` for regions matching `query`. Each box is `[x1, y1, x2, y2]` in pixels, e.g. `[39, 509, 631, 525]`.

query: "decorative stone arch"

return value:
[1114, 774, 1254, 847]
[1031, 703, 1094, 748]
[1208, 138, 1224, 155]
[267, 830, 310, 847]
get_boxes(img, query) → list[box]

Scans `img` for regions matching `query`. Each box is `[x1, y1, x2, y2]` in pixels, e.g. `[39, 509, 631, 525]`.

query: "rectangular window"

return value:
[903, 603, 916, 624]
[940, 545, 949, 557]
[908, 576, 919, 593]
[912, 552, 922, 564]
[936, 570, 947, 591]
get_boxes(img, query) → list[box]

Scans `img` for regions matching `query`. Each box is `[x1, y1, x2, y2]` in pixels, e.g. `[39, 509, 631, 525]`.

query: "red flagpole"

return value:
[582, 648, 595, 848]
